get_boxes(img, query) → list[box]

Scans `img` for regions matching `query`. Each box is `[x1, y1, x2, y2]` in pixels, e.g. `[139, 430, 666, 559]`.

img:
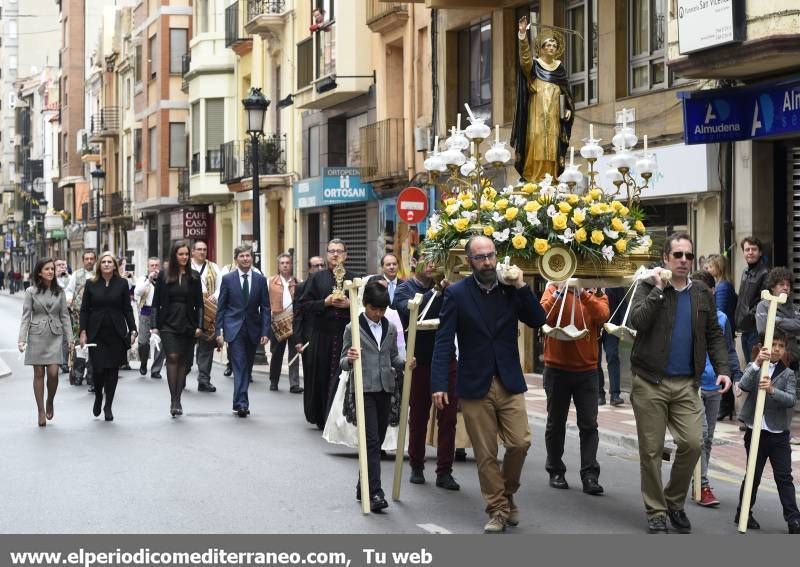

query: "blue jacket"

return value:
[701, 310, 742, 390]
[393, 277, 443, 365]
[215, 270, 271, 344]
[431, 277, 546, 399]
[714, 280, 737, 330]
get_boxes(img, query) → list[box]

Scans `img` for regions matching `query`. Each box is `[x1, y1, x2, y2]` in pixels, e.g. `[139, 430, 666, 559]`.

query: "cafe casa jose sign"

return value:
[170, 208, 212, 240]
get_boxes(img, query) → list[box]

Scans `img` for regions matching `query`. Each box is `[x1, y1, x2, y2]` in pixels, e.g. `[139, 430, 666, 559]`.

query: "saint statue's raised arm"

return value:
[511, 16, 575, 183]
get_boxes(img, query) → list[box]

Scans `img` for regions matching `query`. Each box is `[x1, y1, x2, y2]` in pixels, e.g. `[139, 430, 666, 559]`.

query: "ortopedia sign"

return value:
[396, 187, 429, 224]
[293, 168, 376, 209]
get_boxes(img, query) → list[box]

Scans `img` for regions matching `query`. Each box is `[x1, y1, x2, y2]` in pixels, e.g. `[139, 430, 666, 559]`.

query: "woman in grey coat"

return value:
[17, 259, 73, 426]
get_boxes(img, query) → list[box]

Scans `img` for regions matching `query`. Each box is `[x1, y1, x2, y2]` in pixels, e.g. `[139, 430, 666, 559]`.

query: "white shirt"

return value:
[192, 260, 221, 296]
[238, 268, 253, 292]
[134, 275, 157, 307]
[368, 319, 383, 346]
[281, 275, 292, 310]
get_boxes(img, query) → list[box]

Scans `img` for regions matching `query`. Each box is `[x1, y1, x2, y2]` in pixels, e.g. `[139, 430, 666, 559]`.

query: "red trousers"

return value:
[408, 360, 458, 475]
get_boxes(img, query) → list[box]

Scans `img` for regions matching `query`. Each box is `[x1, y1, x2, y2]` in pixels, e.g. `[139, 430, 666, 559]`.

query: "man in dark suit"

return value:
[431, 235, 546, 534]
[215, 245, 271, 417]
[368, 253, 403, 305]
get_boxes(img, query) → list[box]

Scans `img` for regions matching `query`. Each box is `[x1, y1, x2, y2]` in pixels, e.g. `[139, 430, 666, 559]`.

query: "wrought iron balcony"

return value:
[245, 0, 289, 38]
[220, 134, 288, 186]
[360, 118, 406, 183]
[225, 1, 250, 48]
[366, 0, 408, 34]
[177, 168, 190, 202]
[181, 53, 191, 92]
[89, 107, 120, 141]
[104, 192, 125, 218]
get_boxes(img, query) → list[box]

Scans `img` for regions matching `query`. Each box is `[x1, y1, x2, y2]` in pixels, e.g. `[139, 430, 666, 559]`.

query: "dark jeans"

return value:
[229, 336, 257, 410]
[544, 366, 600, 480]
[738, 428, 800, 522]
[741, 331, 758, 365]
[362, 391, 390, 497]
[408, 361, 458, 475]
[597, 333, 621, 398]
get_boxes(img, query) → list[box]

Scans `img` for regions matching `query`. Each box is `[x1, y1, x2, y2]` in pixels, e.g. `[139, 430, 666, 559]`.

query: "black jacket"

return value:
[393, 277, 444, 365]
[79, 276, 137, 342]
[629, 280, 730, 386]
[734, 260, 769, 333]
[151, 269, 204, 332]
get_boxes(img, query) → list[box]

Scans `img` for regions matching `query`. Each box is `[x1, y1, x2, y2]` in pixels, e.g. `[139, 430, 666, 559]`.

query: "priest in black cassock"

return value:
[296, 239, 357, 429]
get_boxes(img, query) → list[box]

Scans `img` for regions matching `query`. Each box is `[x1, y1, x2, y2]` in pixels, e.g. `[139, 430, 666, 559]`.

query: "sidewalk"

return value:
[523, 373, 800, 489]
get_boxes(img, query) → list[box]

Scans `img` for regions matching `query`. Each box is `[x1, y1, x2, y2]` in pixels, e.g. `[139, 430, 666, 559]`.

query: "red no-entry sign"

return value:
[396, 186, 429, 225]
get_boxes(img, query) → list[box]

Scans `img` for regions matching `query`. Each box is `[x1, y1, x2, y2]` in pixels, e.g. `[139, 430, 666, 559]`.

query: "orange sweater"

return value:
[540, 284, 610, 373]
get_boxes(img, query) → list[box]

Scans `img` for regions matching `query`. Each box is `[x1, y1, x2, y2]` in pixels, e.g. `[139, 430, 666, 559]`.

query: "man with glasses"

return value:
[431, 235, 546, 533]
[296, 240, 357, 429]
[628, 232, 731, 534]
[190, 240, 221, 393]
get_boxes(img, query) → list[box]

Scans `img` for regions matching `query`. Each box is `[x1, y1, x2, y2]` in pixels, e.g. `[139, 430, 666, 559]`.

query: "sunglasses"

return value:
[671, 251, 695, 260]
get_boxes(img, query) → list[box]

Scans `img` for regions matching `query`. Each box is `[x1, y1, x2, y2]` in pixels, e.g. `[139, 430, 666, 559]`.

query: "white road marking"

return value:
[417, 523, 452, 534]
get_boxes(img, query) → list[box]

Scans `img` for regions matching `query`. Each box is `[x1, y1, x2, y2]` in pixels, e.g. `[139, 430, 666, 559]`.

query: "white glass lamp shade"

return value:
[580, 142, 604, 160]
[441, 147, 466, 167]
[90, 167, 106, 192]
[465, 117, 491, 141]
[485, 142, 511, 165]
[558, 165, 583, 185]
[424, 152, 447, 173]
[605, 166, 624, 184]
[242, 87, 270, 134]
[446, 131, 470, 152]
[460, 158, 477, 177]
[636, 155, 658, 177]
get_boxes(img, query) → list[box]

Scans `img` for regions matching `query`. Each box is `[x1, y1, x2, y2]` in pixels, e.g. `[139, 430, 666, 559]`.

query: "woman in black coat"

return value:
[80, 252, 138, 421]
[151, 241, 204, 417]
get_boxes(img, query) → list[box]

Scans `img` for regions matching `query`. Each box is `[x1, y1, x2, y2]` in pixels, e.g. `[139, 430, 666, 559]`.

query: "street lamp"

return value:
[38, 199, 48, 215]
[242, 87, 269, 270]
[91, 166, 106, 255]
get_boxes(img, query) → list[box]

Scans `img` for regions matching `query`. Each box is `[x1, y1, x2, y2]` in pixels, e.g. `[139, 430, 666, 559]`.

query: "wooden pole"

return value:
[693, 388, 702, 502]
[392, 292, 423, 501]
[738, 289, 787, 533]
[344, 278, 370, 514]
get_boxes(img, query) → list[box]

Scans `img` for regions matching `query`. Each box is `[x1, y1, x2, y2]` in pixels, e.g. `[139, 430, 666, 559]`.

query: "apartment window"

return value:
[311, 0, 335, 23]
[567, 0, 598, 107]
[457, 18, 492, 122]
[629, 0, 666, 93]
[196, 0, 208, 34]
[297, 38, 313, 90]
[134, 44, 143, 85]
[134, 129, 142, 172]
[346, 114, 367, 167]
[149, 127, 157, 171]
[169, 123, 187, 168]
[169, 29, 187, 74]
[205, 99, 224, 172]
[148, 34, 158, 80]
[308, 125, 320, 177]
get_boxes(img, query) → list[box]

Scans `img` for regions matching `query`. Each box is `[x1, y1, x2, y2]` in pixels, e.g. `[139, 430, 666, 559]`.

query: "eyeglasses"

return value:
[671, 251, 695, 261]
[194, 248, 207, 252]
[327, 249, 346, 255]
[468, 252, 497, 262]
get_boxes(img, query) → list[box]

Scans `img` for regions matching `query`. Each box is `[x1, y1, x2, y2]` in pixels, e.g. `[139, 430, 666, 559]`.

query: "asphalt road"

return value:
[0, 292, 789, 534]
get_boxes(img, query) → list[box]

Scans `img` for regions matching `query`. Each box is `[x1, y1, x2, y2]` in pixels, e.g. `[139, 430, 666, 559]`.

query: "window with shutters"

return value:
[297, 38, 313, 90]
[330, 203, 367, 276]
[149, 34, 158, 80]
[169, 123, 186, 168]
[307, 125, 320, 177]
[134, 45, 143, 87]
[191, 102, 200, 174]
[205, 98, 224, 172]
[149, 126, 157, 172]
[169, 29, 187, 74]
[134, 129, 142, 172]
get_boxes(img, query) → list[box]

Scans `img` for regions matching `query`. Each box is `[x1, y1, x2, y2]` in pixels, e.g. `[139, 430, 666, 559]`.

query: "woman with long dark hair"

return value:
[79, 252, 138, 421]
[18, 259, 73, 426]
[151, 241, 204, 417]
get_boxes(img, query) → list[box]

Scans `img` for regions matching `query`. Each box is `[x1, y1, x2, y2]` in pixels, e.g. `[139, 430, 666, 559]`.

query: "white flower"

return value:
[500, 185, 514, 195]
[540, 173, 554, 188]
[556, 182, 569, 194]
[547, 205, 558, 218]
[622, 220, 631, 231]
[429, 214, 442, 232]
[491, 212, 504, 224]
[460, 211, 477, 221]
[639, 235, 653, 250]
[526, 212, 541, 226]
[557, 228, 575, 244]
[603, 227, 620, 240]
[493, 228, 510, 242]
[511, 221, 525, 235]
[512, 194, 527, 207]
[601, 245, 615, 263]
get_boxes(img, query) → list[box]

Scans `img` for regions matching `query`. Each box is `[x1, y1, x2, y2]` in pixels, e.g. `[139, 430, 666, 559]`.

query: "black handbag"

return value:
[343, 368, 404, 427]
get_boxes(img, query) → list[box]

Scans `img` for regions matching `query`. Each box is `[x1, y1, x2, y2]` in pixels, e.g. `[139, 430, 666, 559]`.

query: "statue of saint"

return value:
[511, 17, 575, 183]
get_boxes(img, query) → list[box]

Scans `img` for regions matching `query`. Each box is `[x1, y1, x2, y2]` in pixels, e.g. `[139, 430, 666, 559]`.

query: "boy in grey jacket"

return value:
[341, 281, 413, 513]
[735, 331, 800, 533]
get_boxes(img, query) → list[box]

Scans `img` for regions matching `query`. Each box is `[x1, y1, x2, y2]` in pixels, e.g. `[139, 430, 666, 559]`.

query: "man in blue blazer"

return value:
[431, 235, 546, 533]
[215, 245, 271, 417]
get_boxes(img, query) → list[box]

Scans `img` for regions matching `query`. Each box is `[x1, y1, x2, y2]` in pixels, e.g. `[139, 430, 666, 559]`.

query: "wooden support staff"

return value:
[344, 278, 370, 514]
[392, 292, 423, 501]
[738, 289, 787, 533]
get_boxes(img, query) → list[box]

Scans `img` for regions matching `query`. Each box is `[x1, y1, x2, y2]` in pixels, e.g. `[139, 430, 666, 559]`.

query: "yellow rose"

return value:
[611, 200, 623, 212]
[599, 203, 611, 214]
[619, 205, 630, 217]
[572, 209, 586, 226]
[634, 220, 646, 234]
[522, 183, 538, 194]
[533, 238, 550, 255]
[483, 226, 494, 237]
[445, 197, 457, 206]
[589, 189, 603, 200]
[558, 201, 572, 213]
[480, 199, 495, 211]
[426, 227, 438, 239]
[445, 204, 459, 216]
[496, 198, 509, 210]
[552, 213, 568, 231]
[483, 187, 497, 200]
[453, 218, 470, 232]
[591, 230, 604, 245]
[504, 207, 519, 221]
[615, 238, 628, 254]
[512, 234, 527, 250]
[457, 192, 470, 201]
[590, 203, 604, 216]
[582, 195, 594, 205]
[610, 217, 625, 232]
[524, 200, 542, 213]
[567, 194, 580, 205]
[574, 227, 587, 243]
[462, 198, 474, 210]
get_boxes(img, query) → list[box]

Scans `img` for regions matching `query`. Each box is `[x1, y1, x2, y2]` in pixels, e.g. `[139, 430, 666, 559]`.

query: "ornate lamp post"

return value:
[91, 166, 106, 255]
[242, 87, 270, 271]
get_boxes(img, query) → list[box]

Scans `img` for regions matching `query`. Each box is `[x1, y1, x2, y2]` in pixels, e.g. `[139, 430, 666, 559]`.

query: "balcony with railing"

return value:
[177, 168, 190, 202]
[181, 53, 191, 92]
[366, 0, 408, 34]
[359, 118, 406, 183]
[245, 0, 289, 38]
[88, 107, 120, 142]
[225, 1, 251, 49]
[104, 192, 126, 218]
[220, 134, 288, 186]
[206, 149, 222, 172]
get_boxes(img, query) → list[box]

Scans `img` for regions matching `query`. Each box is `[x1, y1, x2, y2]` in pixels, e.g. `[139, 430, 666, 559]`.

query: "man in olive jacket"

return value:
[628, 232, 731, 535]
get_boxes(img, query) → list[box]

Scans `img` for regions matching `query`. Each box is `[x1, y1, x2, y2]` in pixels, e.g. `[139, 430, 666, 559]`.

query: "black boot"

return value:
[138, 345, 149, 376]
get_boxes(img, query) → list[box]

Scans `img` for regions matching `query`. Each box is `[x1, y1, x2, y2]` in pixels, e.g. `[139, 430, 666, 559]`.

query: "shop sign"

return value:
[50, 229, 67, 240]
[170, 209, 211, 240]
[680, 75, 800, 144]
[292, 167, 376, 210]
[676, 0, 744, 54]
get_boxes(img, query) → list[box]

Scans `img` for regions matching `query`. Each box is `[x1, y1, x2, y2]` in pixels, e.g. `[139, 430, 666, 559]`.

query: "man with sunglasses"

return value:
[628, 232, 731, 534]
[431, 235, 546, 533]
